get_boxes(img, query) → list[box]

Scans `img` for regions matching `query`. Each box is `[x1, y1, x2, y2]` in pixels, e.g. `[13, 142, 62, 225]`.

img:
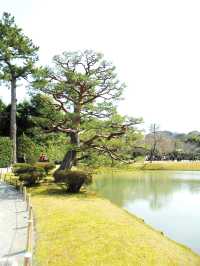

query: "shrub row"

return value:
[13, 162, 56, 186]
[13, 162, 92, 192]
[34, 162, 55, 174]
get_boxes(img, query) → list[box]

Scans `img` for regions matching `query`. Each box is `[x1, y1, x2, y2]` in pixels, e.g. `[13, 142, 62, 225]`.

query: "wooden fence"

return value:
[0, 169, 34, 266]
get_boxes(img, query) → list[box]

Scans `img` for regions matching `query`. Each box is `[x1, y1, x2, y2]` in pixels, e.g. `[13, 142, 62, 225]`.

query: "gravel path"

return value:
[0, 181, 28, 266]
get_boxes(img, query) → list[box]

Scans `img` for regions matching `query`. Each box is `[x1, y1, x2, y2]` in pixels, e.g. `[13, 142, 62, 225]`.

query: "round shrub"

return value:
[14, 165, 45, 186]
[34, 162, 56, 174]
[54, 170, 92, 193]
[13, 163, 32, 171]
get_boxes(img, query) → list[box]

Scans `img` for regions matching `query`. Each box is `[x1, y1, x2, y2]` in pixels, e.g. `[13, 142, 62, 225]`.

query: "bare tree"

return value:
[147, 123, 159, 161]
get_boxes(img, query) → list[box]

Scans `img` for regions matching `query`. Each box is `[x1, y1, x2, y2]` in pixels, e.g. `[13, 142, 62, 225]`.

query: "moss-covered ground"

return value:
[30, 183, 200, 266]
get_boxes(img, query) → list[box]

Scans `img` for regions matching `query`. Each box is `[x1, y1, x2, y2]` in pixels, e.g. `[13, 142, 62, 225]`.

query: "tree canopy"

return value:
[32, 50, 142, 169]
[0, 12, 38, 82]
[0, 12, 39, 162]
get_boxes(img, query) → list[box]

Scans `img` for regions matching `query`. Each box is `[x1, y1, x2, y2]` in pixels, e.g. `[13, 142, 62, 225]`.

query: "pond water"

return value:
[90, 170, 200, 254]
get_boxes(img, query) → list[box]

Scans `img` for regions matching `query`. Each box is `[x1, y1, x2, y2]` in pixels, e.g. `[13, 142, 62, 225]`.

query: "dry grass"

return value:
[127, 161, 200, 171]
[31, 183, 200, 266]
[92, 162, 200, 174]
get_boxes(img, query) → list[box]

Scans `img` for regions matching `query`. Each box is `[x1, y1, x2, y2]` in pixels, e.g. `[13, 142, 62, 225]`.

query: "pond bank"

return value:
[31, 183, 200, 266]
[90, 170, 200, 254]
[94, 161, 200, 171]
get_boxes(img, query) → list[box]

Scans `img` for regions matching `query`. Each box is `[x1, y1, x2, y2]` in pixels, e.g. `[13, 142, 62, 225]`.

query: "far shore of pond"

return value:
[92, 161, 200, 173]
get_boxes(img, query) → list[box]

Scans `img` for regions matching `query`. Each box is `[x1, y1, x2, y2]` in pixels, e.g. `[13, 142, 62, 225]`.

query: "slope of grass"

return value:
[31, 183, 200, 266]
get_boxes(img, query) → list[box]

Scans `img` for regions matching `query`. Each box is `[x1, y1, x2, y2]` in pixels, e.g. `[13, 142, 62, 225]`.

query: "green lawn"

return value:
[31, 183, 200, 266]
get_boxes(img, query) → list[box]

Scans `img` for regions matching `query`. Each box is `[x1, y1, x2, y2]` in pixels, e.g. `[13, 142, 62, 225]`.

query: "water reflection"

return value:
[90, 171, 200, 254]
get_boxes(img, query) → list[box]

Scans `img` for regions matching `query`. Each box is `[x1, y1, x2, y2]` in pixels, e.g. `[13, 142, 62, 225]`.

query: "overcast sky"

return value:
[1, 0, 200, 133]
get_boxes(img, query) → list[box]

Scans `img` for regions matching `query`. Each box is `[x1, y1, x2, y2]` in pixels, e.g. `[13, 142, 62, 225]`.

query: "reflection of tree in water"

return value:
[91, 171, 200, 210]
[184, 181, 200, 194]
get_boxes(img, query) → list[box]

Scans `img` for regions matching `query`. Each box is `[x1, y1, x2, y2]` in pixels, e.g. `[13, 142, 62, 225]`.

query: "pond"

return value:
[90, 170, 200, 254]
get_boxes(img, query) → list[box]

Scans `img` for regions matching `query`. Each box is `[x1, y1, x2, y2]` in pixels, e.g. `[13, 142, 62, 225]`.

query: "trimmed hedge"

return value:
[13, 164, 45, 186]
[13, 162, 56, 186]
[54, 170, 92, 193]
[13, 162, 56, 173]
[34, 162, 56, 174]
[0, 137, 12, 167]
[12, 163, 31, 170]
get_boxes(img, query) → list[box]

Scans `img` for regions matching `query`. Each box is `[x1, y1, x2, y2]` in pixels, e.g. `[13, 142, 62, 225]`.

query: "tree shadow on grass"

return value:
[31, 182, 96, 200]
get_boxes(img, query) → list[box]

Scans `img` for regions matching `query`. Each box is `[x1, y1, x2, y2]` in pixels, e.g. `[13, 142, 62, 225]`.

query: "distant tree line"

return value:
[144, 129, 200, 161]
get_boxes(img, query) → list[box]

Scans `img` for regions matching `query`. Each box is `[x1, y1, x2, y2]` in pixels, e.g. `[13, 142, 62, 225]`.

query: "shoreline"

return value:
[92, 161, 200, 172]
[31, 183, 200, 266]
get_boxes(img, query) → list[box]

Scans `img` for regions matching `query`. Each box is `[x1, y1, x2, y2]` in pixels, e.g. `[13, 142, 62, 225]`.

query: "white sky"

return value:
[1, 0, 200, 133]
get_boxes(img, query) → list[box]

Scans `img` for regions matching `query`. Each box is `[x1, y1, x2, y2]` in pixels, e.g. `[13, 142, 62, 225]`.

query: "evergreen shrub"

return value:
[54, 170, 92, 193]
[0, 137, 12, 167]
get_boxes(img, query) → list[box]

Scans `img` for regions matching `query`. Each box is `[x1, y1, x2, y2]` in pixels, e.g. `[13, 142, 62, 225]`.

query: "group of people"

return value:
[39, 153, 49, 162]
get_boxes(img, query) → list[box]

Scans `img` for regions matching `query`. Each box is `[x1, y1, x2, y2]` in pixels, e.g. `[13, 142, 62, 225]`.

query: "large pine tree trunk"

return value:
[59, 150, 76, 170]
[10, 78, 17, 164]
[59, 132, 80, 170]
[59, 104, 81, 171]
